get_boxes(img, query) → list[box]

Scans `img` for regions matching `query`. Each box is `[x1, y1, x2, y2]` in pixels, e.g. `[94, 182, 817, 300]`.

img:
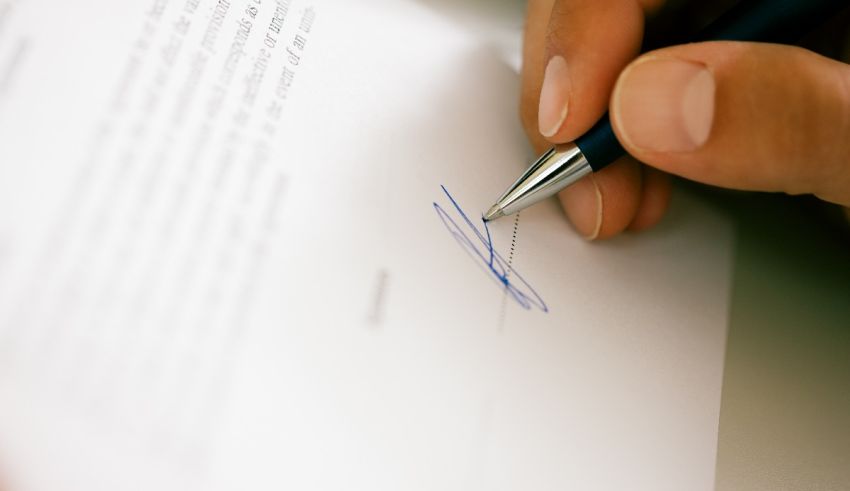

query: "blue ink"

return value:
[434, 186, 548, 312]
[483, 217, 496, 269]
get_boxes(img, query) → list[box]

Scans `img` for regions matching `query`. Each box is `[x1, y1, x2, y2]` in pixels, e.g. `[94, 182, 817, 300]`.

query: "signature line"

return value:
[433, 186, 548, 312]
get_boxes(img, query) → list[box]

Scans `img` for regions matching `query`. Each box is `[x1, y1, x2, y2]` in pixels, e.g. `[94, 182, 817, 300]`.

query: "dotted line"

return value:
[506, 212, 520, 274]
[498, 212, 521, 330]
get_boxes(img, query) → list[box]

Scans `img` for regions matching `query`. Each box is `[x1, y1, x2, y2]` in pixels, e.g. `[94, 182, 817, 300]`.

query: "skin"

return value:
[521, 0, 850, 240]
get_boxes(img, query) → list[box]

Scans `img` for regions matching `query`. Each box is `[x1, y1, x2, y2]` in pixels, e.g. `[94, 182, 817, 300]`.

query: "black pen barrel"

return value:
[698, 0, 847, 43]
[574, 0, 848, 171]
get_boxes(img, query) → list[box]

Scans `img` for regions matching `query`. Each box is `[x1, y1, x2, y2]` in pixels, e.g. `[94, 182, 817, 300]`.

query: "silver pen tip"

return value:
[483, 204, 505, 222]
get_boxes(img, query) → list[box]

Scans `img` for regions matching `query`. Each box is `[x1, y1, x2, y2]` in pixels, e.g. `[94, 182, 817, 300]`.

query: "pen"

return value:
[484, 0, 848, 222]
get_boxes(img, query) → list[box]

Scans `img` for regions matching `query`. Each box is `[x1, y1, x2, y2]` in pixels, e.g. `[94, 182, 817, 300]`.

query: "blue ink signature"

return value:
[434, 186, 548, 312]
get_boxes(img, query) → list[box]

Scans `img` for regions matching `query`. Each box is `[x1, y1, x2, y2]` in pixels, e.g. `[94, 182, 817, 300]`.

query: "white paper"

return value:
[0, 1, 733, 490]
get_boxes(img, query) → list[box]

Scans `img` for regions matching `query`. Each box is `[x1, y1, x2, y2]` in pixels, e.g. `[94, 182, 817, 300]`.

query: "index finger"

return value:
[521, 0, 661, 146]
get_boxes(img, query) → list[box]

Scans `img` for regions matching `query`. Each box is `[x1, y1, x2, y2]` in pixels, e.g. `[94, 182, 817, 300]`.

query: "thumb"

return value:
[610, 41, 850, 207]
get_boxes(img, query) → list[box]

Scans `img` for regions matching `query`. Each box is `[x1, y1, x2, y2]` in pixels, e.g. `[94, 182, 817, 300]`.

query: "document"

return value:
[0, 1, 733, 490]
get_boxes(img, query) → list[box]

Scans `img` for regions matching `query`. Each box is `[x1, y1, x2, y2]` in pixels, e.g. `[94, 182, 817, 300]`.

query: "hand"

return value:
[521, 0, 850, 239]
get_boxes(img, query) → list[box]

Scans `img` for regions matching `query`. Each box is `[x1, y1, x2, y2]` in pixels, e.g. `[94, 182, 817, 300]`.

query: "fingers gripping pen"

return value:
[484, 0, 848, 221]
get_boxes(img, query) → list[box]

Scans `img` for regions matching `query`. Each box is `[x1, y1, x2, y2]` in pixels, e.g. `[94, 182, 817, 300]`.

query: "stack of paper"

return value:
[0, 0, 732, 489]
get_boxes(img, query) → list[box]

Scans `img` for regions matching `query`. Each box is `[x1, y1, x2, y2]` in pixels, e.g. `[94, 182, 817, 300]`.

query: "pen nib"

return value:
[484, 204, 505, 222]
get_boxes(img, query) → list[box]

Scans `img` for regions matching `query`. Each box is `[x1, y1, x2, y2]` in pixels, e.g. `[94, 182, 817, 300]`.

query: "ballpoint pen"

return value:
[484, 0, 848, 222]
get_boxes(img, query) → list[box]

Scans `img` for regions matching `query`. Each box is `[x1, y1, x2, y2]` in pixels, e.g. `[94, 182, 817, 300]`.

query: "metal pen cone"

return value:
[483, 205, 505, 222]
[488, 143, 592, 219]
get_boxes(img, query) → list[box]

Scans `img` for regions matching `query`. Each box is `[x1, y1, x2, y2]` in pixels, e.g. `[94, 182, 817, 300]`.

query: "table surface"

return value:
[700, 189, 850, 491]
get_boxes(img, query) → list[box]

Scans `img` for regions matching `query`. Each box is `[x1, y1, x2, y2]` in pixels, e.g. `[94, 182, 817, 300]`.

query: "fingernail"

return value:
[559, 175, 603, 240]
[613, 56, 715, 152]
[538, 55, 571, 138]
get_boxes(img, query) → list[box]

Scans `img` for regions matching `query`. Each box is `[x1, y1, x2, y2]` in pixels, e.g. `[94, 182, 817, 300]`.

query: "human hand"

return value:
[521, 0, 850, 239]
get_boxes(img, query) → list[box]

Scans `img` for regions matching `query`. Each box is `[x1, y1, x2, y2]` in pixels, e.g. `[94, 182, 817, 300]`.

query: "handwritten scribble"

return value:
[433, 186, 548, 312]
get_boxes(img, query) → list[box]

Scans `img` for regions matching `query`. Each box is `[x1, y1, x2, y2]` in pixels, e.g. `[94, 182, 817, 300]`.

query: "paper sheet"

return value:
[0, 1, 733, 490]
